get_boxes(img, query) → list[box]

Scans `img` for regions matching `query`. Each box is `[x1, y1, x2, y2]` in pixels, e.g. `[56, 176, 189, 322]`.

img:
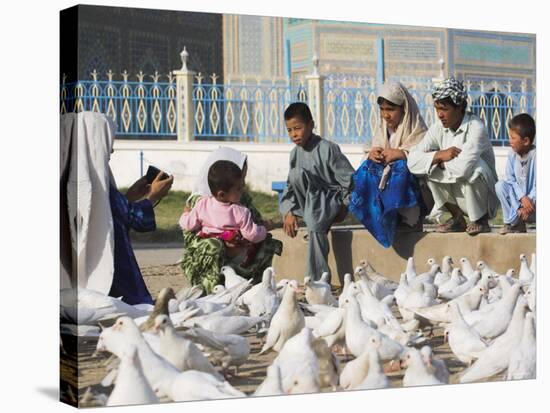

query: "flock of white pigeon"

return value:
[60, 252, 536, 406]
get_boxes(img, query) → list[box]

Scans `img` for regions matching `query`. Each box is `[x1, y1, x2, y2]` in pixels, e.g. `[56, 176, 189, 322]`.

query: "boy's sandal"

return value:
[466, 221, 491, 236]
[436, 217, 467, 233]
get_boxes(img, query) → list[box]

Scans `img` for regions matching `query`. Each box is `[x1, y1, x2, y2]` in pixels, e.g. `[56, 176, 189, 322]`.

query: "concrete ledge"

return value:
[271, 227, 535, 286]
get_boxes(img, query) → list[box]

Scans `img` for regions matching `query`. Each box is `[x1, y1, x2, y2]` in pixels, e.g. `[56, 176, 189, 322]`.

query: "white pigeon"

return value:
[184, 306, 263, 335]
[355, 280, 395, 327]
[460, 295, 529, 383]
[411, 284, 486, 325]
[437, 268, 465, 297]
[355, 336, 390, 390]
[420, 346, 449, 384]
[248, 267, 280, 321]
[260, 281, 305, 354]
[358, 260, 399, 289]
[343, 295, 404, 361]
[60, 288, 150, 325]
[411, 263, 440, 286]
[197, 279, 252, 306]
[106, 345, 159, 406]
[459, 257, 476, 279]
[182, 326, 250, 374]
[338, 273, 355, 307]
[400, 282, 438, 322]
[507, 312, 536, 381]
[96, 317, 180, 395]
[157, 370, 245, 402]
[221, 266, 248, 289]
[153, 315, 222, 379]
[181, 303, 243, 326]
[275, 279, 299, 299]
[477, 260, 500, 278]
[441, 255, 454, 275]
[470, 283, 522, 340]
[253, 365, 285, 397]
[401, 347, 443, 387]
[438, 270, 481, 300]
[305, 273, 337, 306]
[432, 257, 451, 287]
[446, 303, 488, 365]
[394, 273, 411, 309]
[238, 267, 278, 307]
[339, 345, 371, 390]
[404, 256, 417, 282]
[272, 328, 321, 394]
[519, 254, 535, 286]
[312, 306, 346, 348]
[355, 266, 394, 300]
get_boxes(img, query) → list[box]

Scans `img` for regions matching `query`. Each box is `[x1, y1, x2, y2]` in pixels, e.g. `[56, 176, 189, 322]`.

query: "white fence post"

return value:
[306, 54, 325, 136]
[173, 47, 196, 142]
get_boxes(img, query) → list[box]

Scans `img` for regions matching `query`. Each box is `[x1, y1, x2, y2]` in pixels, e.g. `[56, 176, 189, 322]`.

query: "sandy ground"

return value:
[60, 263, 504, 407]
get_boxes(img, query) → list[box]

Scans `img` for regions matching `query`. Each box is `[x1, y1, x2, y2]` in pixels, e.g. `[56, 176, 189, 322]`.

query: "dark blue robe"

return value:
[108, 186, 155, 305]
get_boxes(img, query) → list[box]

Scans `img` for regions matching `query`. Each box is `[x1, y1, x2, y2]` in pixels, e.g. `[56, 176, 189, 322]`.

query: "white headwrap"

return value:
[193, 147, 248, 197]
[369, 82, 428, 152]
[61, 112, 116, 294]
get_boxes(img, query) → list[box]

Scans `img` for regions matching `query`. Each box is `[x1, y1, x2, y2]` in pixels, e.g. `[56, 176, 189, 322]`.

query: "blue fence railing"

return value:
[60, 80, 178, 138]
[192, 82, 307, 142]
[322, 82, 536, 146]
[60, 77, 536, 145]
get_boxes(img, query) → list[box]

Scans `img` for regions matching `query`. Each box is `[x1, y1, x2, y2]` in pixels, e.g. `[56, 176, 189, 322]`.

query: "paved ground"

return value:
[61, 262, 504, 407]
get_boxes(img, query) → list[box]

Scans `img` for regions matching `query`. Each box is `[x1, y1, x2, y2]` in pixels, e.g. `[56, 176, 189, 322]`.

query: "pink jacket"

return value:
[179, 196, 267, 243]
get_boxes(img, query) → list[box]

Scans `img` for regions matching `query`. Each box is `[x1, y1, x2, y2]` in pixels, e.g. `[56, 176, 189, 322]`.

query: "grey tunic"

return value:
[407, 112, 499, 221]
[280, 135, 355, 280]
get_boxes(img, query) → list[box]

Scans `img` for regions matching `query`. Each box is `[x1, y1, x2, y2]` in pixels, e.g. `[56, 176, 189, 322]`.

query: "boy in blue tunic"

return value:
[495, 113, 536, 234]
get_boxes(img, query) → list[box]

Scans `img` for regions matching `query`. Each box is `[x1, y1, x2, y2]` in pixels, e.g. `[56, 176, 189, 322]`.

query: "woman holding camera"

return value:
[60, 112, 173, 305]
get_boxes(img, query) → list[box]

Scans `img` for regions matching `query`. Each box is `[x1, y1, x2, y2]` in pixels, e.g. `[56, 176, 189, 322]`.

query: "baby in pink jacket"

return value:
[179, 160, 270, 265]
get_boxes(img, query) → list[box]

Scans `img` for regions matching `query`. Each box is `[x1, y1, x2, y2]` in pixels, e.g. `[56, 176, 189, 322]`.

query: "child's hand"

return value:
[283, 213, 299, 238]
[183, 205, 191, 213]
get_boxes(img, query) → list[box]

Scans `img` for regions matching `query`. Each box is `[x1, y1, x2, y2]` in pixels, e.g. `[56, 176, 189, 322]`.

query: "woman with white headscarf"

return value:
[180, 147, 282, 293]
[60, 112, 173, 304]
[349, 82, 430, 247]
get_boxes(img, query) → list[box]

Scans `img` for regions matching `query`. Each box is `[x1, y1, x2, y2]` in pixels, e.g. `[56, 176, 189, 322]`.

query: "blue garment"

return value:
[349, 160, 424, 248]
[109, 186, 155, 305]
[495, 148, 536, 224]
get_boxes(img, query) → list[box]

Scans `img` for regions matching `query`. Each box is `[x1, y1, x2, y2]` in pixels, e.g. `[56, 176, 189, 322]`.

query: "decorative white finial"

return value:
[136, 70, 145, 83]
[90, 69, 98, 82]
[106, 69, 114, 82]
[180, 47, 189, 71]
[150, 70, 160, 83]
[121, 70, 129, 82]
[312, 54, 320, 76]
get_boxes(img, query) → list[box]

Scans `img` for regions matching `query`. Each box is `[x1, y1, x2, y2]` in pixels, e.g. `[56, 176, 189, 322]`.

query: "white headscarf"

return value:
[369, 82, 427, 152]
[193, 147, 248, 196]
[61, 112, 116, 294]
